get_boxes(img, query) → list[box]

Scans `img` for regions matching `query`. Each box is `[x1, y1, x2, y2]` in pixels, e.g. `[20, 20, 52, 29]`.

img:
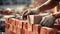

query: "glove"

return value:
[22, 8, 38, 16]
[40, 15, 56, 27]
[23, 9, 32, 16]
[22, 8, 39, 20]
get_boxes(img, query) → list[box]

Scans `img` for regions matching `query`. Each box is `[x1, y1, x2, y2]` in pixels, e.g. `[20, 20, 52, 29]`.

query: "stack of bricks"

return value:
[5, 17, 58, 34]
[53, 24, 60, 30]
[40, 27, 57, 34]
[53, 24, 60, 34]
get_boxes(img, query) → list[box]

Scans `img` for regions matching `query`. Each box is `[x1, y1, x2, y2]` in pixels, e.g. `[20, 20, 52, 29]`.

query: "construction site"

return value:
[0, 0, 60, 34]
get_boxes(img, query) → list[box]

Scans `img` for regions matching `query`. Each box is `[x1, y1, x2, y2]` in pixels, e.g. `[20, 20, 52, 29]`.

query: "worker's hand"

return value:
[22, 9, 32, 16]
[22, 8, 39, 16]
[40, 15, 56, 27]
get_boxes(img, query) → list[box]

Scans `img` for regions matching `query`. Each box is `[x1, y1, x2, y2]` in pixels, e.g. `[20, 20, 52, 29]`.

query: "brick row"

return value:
[40, 27, 57, 34]
[53, 24, 60, 30]
[32, 24, 41, 34]
[5, 18, 58, 34]
[57, 31, 60, 34]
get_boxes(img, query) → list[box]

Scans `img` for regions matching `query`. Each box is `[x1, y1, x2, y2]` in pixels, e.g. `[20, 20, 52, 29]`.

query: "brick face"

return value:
[9, 24, 13, 31]
[5, 18, 59, 34]
[23, 22, 32, 31]
[57, 31, 60, 34]
[40, 27, 47, 34]
[10, 18, 16, 26]
[5, 18, 9, 23]
[16, 19, 22, 28]
[5, 28, 11, 34]
[32, 24, 41, 34]
[40, 27, 57, 34]
[10, 31, 16, 34]
[53, 24, 60, 30]
[5, 23, 10, 29]
[13, 26, 17, 33]
[21, 29, 30, 34]
[16, 28, 21, 34]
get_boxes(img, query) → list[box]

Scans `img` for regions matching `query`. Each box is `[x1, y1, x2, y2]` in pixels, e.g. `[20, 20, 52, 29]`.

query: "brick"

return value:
[21, 29, 29, 34]
[29, 31, 35, 34]
[10, 31, 16, 34]
[5, 28, 11, 34]
[16, 19, 22, 28]
[20, 29, 25, 34]
[8, 18, 12, 24]
[27, 23, 32, 31]
[23, 22, 27, 29]
[40, 27, 57, 34]
[53, 24, 60, 30]
[10, 18, 16, 26]
[23, 22, 32, 31]
[5, 23, 10, 29]
[57, 31, 60, 34]
[22, 21, 28, 29]
[13, 26, 17, 33]
[9, 24, 13, 31]
[5, 18, 9, 23]
[5, 28, 8, 34]
[32, 24, 41, 33]
[47, 28, 57, 34]
[40, 27, 47, 34]
[29, 31, 38, 34]
[16, 27, 21, 34]
[5, 29, 16, 34]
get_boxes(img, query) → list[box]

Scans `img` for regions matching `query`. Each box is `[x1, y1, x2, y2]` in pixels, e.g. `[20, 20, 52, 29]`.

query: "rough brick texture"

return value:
[40, 27, 57, 34]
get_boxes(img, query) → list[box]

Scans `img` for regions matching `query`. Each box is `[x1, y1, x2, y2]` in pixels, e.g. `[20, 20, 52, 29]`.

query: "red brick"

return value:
[5, 18, 9, 23]
[40, 27, 47, 34]
[5, 23, 10, 29]
[9, 24, 13, 31]
[10, 18, 16, 26]
[21, 29, 29, 34]
[33, 24, 41, 33]
[13, 26, 17, 33]
[29, 31, 38, 34]
[8, 18, 12, 24]
[53, 24, 60, 30]
[5, 28, 8, 34]
[57, 31, 60, 34]
[16, 27, 21, 34]
[40, 27, 57, 34]
[27, 23, 32, 31]
[5, 28, 11, 34]
[29, 31, 35, 34]
[47, 28, 57, 34]
[23, 22, 27, 29]
[16, 19, 22, 28]
[20, 29, 25, 34]
[10, 31, 16, 34]
[5, 28, 16, 34]
[23, 22, 32, 31]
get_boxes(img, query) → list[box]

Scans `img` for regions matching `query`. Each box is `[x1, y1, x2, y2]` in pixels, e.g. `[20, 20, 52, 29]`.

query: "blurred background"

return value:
[0, 0, 32, 9]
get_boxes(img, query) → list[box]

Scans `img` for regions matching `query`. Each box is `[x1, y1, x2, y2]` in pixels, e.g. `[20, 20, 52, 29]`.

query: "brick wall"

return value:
[5, 18, 60, 34]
